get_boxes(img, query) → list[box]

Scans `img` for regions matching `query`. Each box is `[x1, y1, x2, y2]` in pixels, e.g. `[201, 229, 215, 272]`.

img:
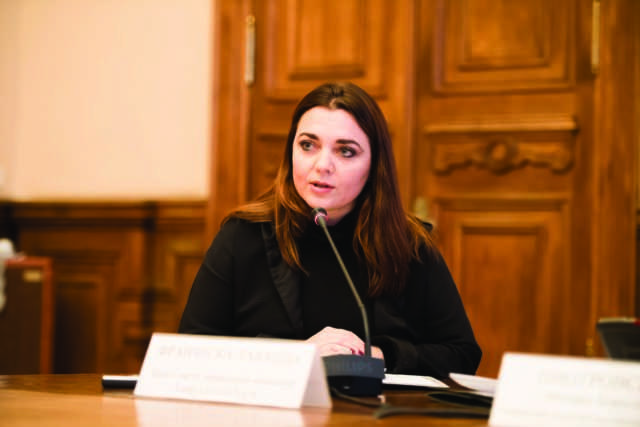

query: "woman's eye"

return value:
[299, 140, 314, 150]
[340, 147, 356, 157]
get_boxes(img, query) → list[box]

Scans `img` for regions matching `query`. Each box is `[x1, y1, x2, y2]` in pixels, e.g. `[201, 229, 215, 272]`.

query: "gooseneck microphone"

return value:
[311, 207, 385, 396]
[312, 207, 373, 357]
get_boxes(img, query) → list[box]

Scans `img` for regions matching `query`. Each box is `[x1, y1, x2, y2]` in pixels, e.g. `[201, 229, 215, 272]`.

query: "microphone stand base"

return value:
[322, 354, 385, 397]
[326, 375, 383, 397]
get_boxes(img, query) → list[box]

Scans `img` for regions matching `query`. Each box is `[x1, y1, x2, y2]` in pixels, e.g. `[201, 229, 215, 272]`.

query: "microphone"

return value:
[311, 207, 385, 396]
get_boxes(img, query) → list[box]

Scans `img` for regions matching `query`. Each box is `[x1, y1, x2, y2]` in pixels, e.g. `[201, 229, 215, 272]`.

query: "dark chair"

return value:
[0, 257, 54, 374]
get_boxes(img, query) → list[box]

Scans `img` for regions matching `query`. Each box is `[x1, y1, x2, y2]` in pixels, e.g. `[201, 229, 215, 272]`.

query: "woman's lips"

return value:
[310, 181, 334, 192]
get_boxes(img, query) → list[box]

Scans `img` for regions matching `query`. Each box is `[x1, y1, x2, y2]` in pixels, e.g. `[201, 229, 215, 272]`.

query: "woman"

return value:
[179, 82, 481, 378]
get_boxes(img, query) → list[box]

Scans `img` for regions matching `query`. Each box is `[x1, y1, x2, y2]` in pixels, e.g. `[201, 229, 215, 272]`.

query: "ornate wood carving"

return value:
[432, 136, 574, 174]
[426, 115, 577, 174]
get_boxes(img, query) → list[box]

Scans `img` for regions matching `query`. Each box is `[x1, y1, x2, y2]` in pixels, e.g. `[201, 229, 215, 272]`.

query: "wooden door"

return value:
[209, 0, 638, 378]
[413, 0, 638, 377]
[208, 0, 416, 229]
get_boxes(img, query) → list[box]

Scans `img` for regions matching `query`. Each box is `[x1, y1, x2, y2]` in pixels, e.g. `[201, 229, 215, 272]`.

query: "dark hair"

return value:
[226, 82, 435, 296]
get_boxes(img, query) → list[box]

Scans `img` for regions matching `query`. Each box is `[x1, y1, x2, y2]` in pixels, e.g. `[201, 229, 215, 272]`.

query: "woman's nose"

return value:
[314, 151, 335, 174]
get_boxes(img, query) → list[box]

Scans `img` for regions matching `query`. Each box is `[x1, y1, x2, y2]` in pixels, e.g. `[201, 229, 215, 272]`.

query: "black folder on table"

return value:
[596, 317, 640, 361]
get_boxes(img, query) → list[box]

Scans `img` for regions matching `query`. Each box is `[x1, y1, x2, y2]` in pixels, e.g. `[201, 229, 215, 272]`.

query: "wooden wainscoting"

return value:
[6, 200, 207, 374]
[2, 200, 639, 374]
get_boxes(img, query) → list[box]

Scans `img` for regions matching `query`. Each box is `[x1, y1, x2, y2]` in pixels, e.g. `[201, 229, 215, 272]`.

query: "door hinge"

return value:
[591, 0, 600, 75]
[245, 15, 256, 86]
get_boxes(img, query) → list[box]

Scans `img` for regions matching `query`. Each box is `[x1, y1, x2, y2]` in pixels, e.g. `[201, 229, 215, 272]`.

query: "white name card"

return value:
[489, 352, 640, 427]
[134, 333, 332, 409]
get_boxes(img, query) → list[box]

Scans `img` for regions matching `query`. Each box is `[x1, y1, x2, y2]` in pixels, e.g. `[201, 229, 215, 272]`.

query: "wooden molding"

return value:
[432, 136, 574, 174]
[425, 115, 578, 175]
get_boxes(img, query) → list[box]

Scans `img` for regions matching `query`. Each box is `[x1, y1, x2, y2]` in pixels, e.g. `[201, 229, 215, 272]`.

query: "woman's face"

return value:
[292, 106, 371, 225]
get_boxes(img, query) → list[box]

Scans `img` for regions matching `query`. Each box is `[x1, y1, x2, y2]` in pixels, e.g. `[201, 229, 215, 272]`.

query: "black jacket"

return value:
[179, 217, 481, 378]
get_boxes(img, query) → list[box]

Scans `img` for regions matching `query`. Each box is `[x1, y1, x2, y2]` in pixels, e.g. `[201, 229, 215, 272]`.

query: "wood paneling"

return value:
[210, 0, 639, 379]
[433, 0, 574, 93]
[263, 0, 388, 99]
[419, 0, 604, 377]
[434, 197, 570, 376]
[5, 200, 206, 374]
[150, 202, 209, 335]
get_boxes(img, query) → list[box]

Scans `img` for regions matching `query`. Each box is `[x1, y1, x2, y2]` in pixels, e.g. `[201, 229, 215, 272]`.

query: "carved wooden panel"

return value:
[17, 236, 142, 374]
[435, 197, 570, 377]
[10, 200, 206, 374]
[263, 0, 388, 100]
[425, 115, 578, 175]
[432, 0, 575, 93]
[415, 0, 588, 378]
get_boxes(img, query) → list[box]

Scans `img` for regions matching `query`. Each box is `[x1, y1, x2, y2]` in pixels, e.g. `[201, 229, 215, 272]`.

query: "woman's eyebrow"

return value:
[297, 132, 363, 150]
[297, 132, 319, 140]
[336, 139, 362, 149]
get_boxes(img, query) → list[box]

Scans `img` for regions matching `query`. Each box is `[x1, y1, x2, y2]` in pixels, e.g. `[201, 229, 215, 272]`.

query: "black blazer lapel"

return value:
[261, 223, 304, 337]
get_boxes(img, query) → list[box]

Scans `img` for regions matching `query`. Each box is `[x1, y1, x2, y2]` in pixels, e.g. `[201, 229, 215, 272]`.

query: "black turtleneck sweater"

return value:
[298, 210, 370, 339]
[179, 213, 482, 378]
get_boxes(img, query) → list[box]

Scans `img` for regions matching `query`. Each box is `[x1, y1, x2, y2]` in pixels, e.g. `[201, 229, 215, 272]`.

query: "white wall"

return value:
[0, 0, 212, 200]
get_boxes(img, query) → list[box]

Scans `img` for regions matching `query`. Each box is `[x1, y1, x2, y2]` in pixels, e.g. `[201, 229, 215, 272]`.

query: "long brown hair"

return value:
[225, 82, 435, 296]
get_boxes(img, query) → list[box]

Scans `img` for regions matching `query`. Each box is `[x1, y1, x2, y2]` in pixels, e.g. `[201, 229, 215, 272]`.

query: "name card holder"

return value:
[489, 352, 640, 427]
[134, 333, 331, 409]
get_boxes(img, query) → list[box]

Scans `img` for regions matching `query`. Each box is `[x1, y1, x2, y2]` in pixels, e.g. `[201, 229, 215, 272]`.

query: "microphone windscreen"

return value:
[311, 207, 328, 226]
